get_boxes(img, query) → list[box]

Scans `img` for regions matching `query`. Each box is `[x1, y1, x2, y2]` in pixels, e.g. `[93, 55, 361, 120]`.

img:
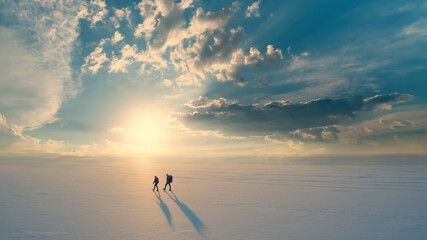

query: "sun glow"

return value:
[120, 108, 171, 154]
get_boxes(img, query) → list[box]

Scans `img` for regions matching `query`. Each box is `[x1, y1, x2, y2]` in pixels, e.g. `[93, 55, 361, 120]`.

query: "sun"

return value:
[121, 108, 171, 154]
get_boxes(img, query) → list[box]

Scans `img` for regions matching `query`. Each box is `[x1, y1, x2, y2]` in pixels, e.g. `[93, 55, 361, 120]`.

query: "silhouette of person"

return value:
[163, 173, 173, 191]
[153, 176, 159, 191]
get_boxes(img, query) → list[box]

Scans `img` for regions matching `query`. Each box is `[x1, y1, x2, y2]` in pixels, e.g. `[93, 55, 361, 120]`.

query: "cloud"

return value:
[246, 1, 261, 18]
[0, 1, 80, 138]
[272, 48, 394, 102]
[270, 10, 427, 103]
[213, 46, 264, 85]
[364, 127, 374, 133]
[264, 133, 304, 150]
[110, 127, 126, 134]
[82, 0, 283, 87]
[185, 96, 237, 109]
[390, 120, 415, 129]
[108, 44, 138, 73]
[0, 0, 84, 154]
[401, 18, 427, 37]
[134, 0, 195, 47]
[292, 129, 317, 140]
[320, 127, 340, 141]
[173, 93, 413, 137]
[335, 108, 427, 145]
[265, 45, 284, 64]
[78, 0, 108, 27]
[188, 7, 232, 36]
[110, 8, 131, 28]
[111, 31, 124, 44]
[162, 79, 173, 87]
[378, 117, 416, 130]
[0, 113, 21, 148]
[363, 93, 414, 110]
[82, 40, 109, 73]
[195, 27, 244, 69]
[213, 43, 283, 85]
[292, 126, 341, 142]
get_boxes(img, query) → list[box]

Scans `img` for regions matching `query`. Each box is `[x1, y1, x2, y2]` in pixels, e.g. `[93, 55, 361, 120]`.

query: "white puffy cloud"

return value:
[109, 44, 138, 73]
[265, 45, 283, 64]
[115, 8, 126, 19]
[134, 0, 195, 47]
[245, 47, 264, 65]
[178, 0, 194, 9]
[82, 0, 283, 87]
[82, 40, 109, 73]
[111, 31, 124, 44]
[213, 44, 283, 85]
[134, 0, 158, 39]
[187, 7, 232, 37]
[78, 0, 108, 27]
[110, 8, 131, 28]
[246, 1, 261, 18]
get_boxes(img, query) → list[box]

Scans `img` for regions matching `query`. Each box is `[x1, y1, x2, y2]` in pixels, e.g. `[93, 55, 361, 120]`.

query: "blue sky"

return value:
[0, 0, 426, 158]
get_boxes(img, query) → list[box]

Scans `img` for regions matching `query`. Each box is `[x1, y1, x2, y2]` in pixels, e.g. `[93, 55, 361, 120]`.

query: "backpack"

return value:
[169, 175, 173, 183]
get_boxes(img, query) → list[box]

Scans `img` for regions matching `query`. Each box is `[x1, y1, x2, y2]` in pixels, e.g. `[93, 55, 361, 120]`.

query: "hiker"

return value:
[163, 173, 173, 191]
[153, 176, 159, 191]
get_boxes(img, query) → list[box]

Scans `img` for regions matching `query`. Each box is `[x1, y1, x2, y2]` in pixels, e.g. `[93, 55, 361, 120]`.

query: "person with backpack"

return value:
[163, 173, 173, 191]
[153, 176, 159, 191]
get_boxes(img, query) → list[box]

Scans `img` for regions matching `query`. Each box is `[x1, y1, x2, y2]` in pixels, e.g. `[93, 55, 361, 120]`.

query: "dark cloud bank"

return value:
[176, 93, 413, 136]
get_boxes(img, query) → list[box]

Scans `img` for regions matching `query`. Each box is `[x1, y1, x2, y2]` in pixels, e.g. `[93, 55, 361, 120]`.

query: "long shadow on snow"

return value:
[154, 190, 173, 227]
[166, 191, 206, 236]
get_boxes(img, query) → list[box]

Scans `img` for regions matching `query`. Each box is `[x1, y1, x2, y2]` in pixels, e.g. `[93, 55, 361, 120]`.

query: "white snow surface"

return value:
[1, 156, 427, 240]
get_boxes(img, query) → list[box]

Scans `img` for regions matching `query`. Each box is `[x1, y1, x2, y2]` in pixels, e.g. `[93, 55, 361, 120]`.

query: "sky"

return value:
[0, 0, 426, 159]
